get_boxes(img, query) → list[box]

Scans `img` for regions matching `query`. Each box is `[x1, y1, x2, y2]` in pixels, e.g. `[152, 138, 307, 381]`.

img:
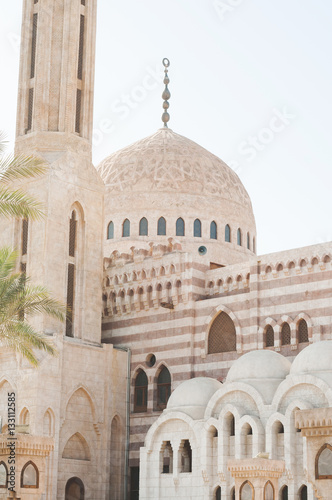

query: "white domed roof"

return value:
[97, 128, 252, 208]
[290, 341, 332, 386]
[226, 350, 291, 403]
[166, 377, 222, 419]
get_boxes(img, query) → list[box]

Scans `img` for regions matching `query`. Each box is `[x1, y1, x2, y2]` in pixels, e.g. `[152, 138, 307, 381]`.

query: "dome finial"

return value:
[162, 58, 171, 128]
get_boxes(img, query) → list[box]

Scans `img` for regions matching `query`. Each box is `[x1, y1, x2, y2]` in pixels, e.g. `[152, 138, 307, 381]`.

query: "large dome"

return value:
[165, 377, 222, 419]
[290, 341, 332, 386]
[98, 128, 256, 265]
[226, 350, 291, 403]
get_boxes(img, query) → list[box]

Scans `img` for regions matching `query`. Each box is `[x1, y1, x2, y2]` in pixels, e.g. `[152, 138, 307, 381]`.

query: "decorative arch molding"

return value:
[0, 377, 16, 392]
[19, 407, 30, 425]
[61, 385, 99, 428]
[275, 315, 294, 346]
[293, 312, 313, 342]
[284, 399, 313, 422]
[62, 432, 91, 461]
[144, 411, 196, 452]
[272, 375, 332, 411]
[68, 200, 86, 221]
[204, 304, 242, 354]
[204, 382, 264, 421]
[43, 407, 55, 436]
[257, 317, 277, 347]
[315, 443, 332, 479]
[238, 414, 265, 458]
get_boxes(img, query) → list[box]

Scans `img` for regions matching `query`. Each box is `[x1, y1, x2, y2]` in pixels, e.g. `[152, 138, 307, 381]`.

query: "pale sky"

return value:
[1, 1, 332, 256]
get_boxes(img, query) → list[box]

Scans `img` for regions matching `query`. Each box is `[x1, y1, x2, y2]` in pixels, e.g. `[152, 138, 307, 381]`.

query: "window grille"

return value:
[22, 219, 29, 255]
[210, 221, 217, 240]
[77, 15, 85, 80]
[281, 323, 291, 345]
[157, 217, 166, 235]
[208, 312, 236, 354]
[225, 224, 231, 242]
[193, 218, 201, 237]
[107, 221, 114, 239]
[176, 217, 185, 236]
[75, 89, 82, 134]
[30, 14, 38, 78]
[298, 319, 308, 343]
[68, 211, 77, 257]
[157, 367, 171, 409]
[265, 325, 274, 347]
[122, 219, 130, 237]
[134, 370, 148, 412]
[139, 217, 148, 236]
[27, 88, 34, 132]
[65, 264, 75, 337]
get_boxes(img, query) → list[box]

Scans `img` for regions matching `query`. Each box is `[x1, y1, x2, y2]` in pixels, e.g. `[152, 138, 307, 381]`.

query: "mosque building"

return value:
[0, 1, 331, 500]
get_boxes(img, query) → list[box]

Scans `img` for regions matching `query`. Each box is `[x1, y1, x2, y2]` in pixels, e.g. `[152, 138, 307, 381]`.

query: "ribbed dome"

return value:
[97, 128, 252, 209]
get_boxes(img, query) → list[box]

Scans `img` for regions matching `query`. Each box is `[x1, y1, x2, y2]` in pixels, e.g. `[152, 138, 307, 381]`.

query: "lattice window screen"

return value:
[208, 312, 236, 354]
[69, 212, 77, 257]
[281, 323, 291, 345]
[298, 319, 309, 343]
[77, 15, 85, 80]
[22, 219, 29, 256]
[30, 13, 38, 78]
[65, 263, 75, 337]
[27, 88, 34, 132]
[75, 89, 82, 134]
[265, 325, 274, 347]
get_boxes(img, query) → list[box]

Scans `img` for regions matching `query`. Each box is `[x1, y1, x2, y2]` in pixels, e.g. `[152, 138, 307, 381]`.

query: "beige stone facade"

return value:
[0, 1, 331, 499]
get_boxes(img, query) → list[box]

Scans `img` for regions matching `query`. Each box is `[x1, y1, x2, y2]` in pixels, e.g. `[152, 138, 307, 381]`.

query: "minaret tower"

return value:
[15, 0, 96, 157]
[3, 0, 104, 343]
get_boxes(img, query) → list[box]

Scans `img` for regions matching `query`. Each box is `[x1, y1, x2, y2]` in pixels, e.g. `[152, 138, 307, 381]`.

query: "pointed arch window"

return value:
[299, 485, 307, 500]
[22, 218, 29, 255]
[107, 221, 114, 240]
[237, 228, 242, 246]
[210, 221, 217, 240]
[157, 366, 171, 409]
[21, 461, 39, 488]
[297, 319, 308, 343]
[65, 477, 85, 500]
[208, 312, 236, 354]
[265, 325, 274, 347]
[215, 486, 221, 500]
[176, 217, 185, 236]
[157, 217, 166, 235]
[134, 370, 148, 413]
[280, 485, 288, 500]
[240, 481, 253, 500]
[194, 218, 202, 237]
[122, 219, 130, 237]
[225, 224, 231, 242]
[316, 444, 332, 479]
[281, 323, 291, 345]
[264, 481, 274, 500]
[0, 462, 8, 488]
[139, 217, 148, 236]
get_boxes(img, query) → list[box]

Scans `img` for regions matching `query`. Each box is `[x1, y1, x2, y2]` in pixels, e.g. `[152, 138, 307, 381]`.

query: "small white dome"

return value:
[226, 350, 291, 403]
[290, 341, 332, 386]
[166, 377, 222, 419]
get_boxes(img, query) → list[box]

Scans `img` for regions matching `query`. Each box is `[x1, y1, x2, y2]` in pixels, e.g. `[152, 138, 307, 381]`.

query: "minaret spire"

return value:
[162, 58, 171, 128]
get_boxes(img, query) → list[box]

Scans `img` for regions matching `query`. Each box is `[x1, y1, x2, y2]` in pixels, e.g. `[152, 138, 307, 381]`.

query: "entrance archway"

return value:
[65, 477, 85, 500]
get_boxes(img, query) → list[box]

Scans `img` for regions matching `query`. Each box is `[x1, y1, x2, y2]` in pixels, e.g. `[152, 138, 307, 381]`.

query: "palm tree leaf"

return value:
[0, 153, 47, 184]
[0, 186, 44, 220]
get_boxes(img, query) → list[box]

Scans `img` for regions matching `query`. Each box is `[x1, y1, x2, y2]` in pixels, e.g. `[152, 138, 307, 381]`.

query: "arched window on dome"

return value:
[225, 224, 231, 243]
[122, 219, 130, 237]
[281, 323, 291, 346]
[194, 218, 201, 237]
[139, 217, 148, 236]
[247, 232, 250, 250]
[134, 369, 148, 413]
[157, 217, 166, 236]
[176, 217, 185, 236]
[210, 221, 217, 240]
[265, 325, 274, 348]
[237, 228, 242, 246]
[297, 319, 309, 343]
[208, 312, 236, 354]
[156, 366, 171, 410]
[107, 221, 114, 240]
[316, 444, 332, 479]
[0, 462, 8, 488]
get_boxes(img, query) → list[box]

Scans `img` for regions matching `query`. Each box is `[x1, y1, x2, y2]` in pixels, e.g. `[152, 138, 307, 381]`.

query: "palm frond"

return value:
[0, 133, 7, 155]
[0, 186, 44, 220]
[0, 153, 47, 184]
